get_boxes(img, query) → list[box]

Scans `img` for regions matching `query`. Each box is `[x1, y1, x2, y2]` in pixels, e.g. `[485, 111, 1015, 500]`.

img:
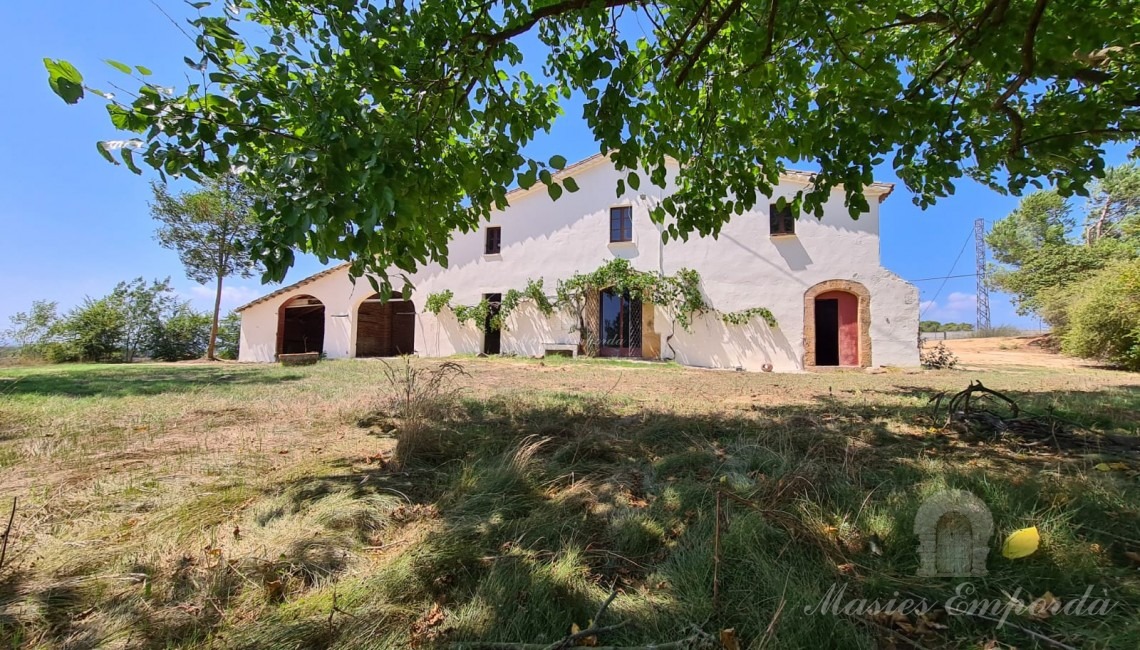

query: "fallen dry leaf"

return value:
[1027, 591, 1061, 619]
[570, 621, 598, 647]
[410, 603, 447, 648]
[719, 628, 741, 650]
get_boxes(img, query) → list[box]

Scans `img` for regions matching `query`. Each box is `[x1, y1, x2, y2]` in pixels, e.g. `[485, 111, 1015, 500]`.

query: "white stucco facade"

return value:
[237, 155, 919, 371]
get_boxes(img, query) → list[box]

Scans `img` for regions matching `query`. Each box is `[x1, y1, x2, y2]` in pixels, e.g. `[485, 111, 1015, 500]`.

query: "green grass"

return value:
[1, 358, 1139, 648]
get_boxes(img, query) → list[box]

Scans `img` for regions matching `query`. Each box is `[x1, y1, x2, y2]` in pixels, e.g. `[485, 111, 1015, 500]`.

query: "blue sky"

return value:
[1, 1, 1132, 331]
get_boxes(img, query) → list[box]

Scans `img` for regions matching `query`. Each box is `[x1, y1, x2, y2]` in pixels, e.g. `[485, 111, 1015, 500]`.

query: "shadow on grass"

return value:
[225, 387, 1139, 649]
[0, 365, 303, 398]
[8, 385, 1140, 649]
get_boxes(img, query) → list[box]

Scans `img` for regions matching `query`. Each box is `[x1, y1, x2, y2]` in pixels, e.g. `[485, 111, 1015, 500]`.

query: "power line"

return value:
[910, 273, 978, 282]
[919, 228, 974, 319]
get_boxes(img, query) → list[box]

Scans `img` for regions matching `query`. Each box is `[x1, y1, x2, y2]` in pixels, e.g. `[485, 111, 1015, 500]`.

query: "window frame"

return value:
[609, 206, 633, 243]
[484, 226, 502, 255]
[769, 204, 796, 236]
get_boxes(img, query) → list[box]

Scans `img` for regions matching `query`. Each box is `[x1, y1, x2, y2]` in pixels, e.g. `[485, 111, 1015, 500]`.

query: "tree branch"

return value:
[762, 0, 779, 58]
[863, 11, 951, 34]
[661, 0, 713, 69]
[477, 0, 639, 45]
[993, 0, 1049, 107]
[676, 0, 745, 84]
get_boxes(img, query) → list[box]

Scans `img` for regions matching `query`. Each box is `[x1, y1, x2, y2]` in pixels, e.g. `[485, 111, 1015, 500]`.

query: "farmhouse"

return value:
[236, 154, 919, 371]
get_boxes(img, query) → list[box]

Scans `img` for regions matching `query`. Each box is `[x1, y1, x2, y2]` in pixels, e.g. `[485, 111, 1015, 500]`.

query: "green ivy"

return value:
[719, 307, 778, 328]
[553, 259, 712, 332]
[452, 299, 491, 331]
[424, 261, 773, 341]
[497, 278, 554, 331]
[424, 290, 454, 315]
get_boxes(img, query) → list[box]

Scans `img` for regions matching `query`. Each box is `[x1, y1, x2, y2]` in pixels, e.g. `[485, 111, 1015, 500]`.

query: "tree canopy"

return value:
[46, 0, 1140, 289]
[987, 164, 1140, 367]
[150, 175, 260, 358]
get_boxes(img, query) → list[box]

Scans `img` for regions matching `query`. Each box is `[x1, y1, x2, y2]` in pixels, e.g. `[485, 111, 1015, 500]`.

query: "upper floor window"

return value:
[770, 204, 795, 236]
[485, 226, 501, 254]
[610, 206, 633, 243]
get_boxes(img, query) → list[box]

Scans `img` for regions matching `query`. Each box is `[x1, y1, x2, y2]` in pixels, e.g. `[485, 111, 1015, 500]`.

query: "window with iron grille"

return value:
[610, 206, 633, 242]
[485, 226, 501, 254]
[770, 204, 795, 236]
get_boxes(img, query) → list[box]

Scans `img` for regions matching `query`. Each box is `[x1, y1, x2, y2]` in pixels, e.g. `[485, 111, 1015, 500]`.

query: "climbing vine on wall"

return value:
[425, 290, 493, 332]
[499, 278, 554, 330]
[719, 307, 778, 328]
[554, 259, 711, 331]
[423, 259, 776, 340]
[424, 290, 454, 315]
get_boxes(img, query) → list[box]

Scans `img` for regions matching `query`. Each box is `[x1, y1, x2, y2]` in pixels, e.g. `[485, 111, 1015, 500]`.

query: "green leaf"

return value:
[135, 65, 153, 76]
[627, 172, 640, 191]
[547, 183, 563, 201]
[121, 148, 142, 175]
[105, 59, 132, 74]
[549, 154, 567, 170]
[44, 58, 84, 104]
[95, 141, 117, 165]
[563, 177, 579, 193]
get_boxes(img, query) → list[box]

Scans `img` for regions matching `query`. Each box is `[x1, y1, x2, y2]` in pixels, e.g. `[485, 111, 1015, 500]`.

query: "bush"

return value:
[53, 297, 126, 362]
[152, 307, 212, 361]
[1061, 260, 1140, 370]
[215, 311, 242, 360]
[920, 342, 959, 369]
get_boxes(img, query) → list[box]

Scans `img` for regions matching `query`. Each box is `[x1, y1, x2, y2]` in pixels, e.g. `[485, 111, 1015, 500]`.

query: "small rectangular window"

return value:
[485, 226, 501, 254]
[770, 204, 795, 236]
[610, 206, 633, 243]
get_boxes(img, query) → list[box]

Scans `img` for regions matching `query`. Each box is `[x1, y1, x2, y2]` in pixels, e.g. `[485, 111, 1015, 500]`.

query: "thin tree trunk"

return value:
[207, 272, 223, 360]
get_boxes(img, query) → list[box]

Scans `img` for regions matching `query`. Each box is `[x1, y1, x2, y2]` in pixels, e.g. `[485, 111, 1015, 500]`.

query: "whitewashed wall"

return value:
[239, 157, 919, 369]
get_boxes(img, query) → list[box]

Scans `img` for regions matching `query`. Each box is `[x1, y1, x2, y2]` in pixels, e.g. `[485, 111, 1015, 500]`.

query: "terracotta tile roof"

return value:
[234, 262, 350, 312]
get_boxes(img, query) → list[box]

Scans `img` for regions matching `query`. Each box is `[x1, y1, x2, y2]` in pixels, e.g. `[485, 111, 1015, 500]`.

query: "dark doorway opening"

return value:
[355, 293, 416, 357]
[814, 298, 839, 366]
[599, 289, 642, 357]
[278, 295, 325, 356]
[483, 293, 502, 355]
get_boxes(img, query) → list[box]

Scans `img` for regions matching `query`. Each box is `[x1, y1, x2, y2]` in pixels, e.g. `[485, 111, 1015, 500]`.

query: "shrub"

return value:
[1061, 260, 1140, 370]
[215, 311, 242, 360]
[52, 297, 126, 362]
[920, 342, 959, 369]
[152, 307, 212, 361]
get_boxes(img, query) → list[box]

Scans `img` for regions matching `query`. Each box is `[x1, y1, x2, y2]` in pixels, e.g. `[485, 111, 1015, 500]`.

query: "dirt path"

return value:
[938, 335, 1092, 368]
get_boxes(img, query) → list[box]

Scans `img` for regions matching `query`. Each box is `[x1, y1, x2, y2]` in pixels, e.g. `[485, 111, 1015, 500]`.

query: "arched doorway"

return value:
[277, 295, 325, 356]
[814, 290, 859, 366]
[803, 280, 871, 368]
[355, 292, 416, 357]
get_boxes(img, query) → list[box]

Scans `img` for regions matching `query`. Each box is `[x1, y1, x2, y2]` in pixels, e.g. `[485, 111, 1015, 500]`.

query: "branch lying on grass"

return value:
[0, 496, 15, 572]
[931, 380, 1140, 456]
